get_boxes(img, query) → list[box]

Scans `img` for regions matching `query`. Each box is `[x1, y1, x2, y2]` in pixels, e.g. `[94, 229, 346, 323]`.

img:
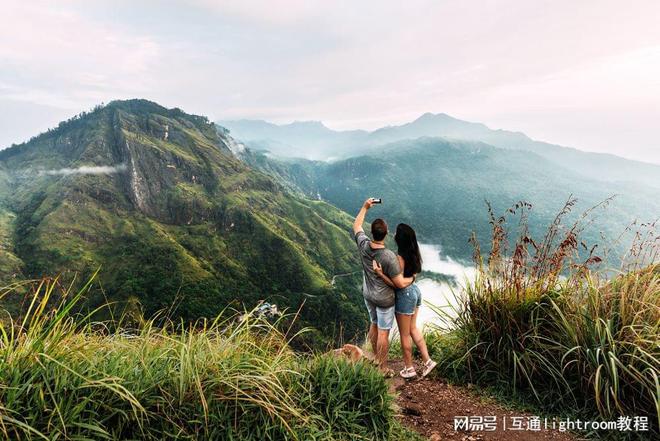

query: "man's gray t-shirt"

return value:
[354, 231, 401, 308]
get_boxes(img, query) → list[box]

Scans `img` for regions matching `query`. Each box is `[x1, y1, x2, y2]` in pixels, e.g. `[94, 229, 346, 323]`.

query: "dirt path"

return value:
[388, 360, 581, 441]
[330, 271, 361, 286]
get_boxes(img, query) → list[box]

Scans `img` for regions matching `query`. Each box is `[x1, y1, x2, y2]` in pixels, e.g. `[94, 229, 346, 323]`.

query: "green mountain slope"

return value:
[0, 100, 364, 342]
[242, 138, 660, 262]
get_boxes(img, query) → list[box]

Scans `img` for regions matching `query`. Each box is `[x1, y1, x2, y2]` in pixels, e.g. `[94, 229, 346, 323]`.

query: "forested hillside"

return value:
[240, 138, 660, 261]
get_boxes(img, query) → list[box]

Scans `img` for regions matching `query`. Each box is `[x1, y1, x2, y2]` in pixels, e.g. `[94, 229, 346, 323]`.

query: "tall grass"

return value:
[551, 265, 659, 425]
[428, 198, 659, 436]
[0, 276, 404, 440]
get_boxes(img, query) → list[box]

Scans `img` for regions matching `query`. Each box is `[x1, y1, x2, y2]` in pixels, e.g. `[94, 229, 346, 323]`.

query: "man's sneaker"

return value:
[421, 359, 437, 377]
[400, 366, 417, 379]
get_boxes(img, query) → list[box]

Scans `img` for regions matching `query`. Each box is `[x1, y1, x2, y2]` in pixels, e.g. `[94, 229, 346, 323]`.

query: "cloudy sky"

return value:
[2, 0, 659, 163]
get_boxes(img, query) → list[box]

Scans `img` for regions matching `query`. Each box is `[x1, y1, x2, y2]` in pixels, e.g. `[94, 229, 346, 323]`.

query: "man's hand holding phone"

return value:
[363, 197, 382, 210]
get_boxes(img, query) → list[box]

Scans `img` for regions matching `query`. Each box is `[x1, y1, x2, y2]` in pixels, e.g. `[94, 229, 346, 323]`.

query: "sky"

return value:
[1, 0, 659, 163]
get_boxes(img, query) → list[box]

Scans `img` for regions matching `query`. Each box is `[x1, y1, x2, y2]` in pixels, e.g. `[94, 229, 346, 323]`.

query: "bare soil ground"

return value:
[389, 360, 581, 441]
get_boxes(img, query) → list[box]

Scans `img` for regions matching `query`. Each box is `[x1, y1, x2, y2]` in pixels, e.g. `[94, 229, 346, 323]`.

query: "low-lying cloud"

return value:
[36, 164, 127, 176]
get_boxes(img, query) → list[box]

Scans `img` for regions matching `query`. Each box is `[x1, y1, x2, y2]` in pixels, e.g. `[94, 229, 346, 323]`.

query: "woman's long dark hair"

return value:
[395, 223, 422, 277]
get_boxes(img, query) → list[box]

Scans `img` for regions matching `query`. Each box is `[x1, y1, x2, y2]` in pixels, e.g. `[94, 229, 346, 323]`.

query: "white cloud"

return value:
[37, 164, 128, 176]
[15, 164, 129, 177]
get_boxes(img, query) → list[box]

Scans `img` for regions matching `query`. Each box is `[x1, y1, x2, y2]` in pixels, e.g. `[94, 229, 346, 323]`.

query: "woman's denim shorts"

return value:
[395, 283, 422, 315]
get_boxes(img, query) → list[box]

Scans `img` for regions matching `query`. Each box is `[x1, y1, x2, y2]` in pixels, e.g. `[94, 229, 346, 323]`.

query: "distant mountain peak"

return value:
[290, 120, 325, 126]
[414, 112, 453, 122]
[284, 120, 329, 130]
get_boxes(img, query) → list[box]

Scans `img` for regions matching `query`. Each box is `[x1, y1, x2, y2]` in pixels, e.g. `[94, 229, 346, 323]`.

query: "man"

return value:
[352, 198, 410, 375]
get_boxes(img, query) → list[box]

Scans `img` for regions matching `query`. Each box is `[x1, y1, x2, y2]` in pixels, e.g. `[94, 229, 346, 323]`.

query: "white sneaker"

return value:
[400, 366, 417, 379]
[421, 359, 437, 377]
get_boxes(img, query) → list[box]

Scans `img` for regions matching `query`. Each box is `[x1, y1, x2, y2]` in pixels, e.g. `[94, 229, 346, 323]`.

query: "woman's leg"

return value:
[410, 307, 431, 363]
[395, 313, 413, 369]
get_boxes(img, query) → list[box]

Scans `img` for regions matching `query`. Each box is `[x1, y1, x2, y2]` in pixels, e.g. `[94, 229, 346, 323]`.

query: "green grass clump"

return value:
[427, 199, 659, 438]
[306, 356, 395, 439]
[0, 276, 401, 440]
[551, 266, 659, 425]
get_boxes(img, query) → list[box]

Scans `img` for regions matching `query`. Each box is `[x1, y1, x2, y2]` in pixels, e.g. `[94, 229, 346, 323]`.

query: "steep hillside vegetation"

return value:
[241, 138, 660, 261]
[0, 100, 364, 343]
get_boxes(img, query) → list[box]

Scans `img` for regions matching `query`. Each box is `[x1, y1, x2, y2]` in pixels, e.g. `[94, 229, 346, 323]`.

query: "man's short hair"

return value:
[371, 218, 388, 241]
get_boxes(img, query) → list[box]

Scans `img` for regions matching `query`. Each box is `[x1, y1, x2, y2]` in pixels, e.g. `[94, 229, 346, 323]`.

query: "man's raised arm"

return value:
[353, 198, 375, 236]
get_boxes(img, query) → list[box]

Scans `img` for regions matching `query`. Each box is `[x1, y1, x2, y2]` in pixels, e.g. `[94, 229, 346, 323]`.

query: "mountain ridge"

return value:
[220, 112, 660, 189]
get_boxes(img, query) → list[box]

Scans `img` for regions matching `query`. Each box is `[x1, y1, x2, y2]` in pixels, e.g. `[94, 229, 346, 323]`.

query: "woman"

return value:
[373, 223, 437, 379]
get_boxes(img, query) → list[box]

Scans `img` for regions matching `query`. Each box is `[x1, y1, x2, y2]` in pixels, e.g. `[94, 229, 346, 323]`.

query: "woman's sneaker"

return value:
[400, 366, 417, 379]
[421, 359, 437, 377]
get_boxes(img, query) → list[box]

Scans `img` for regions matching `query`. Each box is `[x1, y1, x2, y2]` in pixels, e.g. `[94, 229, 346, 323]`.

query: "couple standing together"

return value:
[353, 198, 437, 379]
